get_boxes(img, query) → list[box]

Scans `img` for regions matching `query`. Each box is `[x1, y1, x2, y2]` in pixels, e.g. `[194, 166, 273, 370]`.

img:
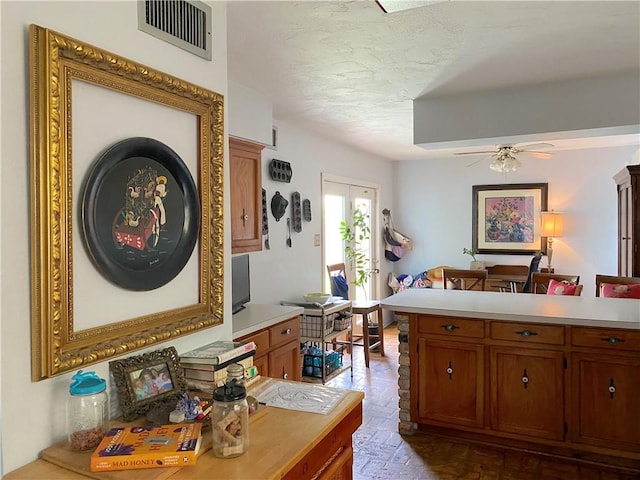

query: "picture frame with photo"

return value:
[109, 347, 186, 421]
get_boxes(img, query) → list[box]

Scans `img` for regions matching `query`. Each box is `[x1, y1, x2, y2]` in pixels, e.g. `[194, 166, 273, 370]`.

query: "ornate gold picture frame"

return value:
[109, 347, 187, 422]
[29, 25, 224, 380]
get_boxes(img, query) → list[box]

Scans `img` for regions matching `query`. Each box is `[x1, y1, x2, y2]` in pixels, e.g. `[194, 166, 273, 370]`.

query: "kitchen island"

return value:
[381, 288, 640, 471]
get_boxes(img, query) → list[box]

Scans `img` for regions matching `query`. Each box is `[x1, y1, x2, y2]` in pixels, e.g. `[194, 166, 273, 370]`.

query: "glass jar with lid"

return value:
[211, 379, 249, 458]
[225, 363, 246, 387]
[66, 370, 109, 451]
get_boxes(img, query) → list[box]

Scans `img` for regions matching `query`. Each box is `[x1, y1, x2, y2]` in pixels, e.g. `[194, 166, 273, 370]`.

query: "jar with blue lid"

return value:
[66, 370, 109, 451]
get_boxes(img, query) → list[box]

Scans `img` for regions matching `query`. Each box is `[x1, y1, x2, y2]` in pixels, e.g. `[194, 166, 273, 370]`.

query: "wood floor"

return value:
[326, 322, 640, 480]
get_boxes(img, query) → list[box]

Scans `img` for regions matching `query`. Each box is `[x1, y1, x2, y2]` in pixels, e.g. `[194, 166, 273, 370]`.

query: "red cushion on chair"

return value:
[547, 279, 583, 296]
[601, 283, 640, 299]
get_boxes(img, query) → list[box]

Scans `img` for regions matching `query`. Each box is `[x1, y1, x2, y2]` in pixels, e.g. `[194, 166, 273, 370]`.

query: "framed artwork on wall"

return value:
[29, 24, 224, 380]
[472, 183, 548, 255]
[81, 137, 200, 291]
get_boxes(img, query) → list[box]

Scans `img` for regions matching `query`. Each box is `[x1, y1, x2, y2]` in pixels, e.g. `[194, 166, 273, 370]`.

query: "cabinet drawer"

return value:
[418, 316, 484, 338]
[240, 330, 270, 357]
[270, 317, 300, 348]
[490, 322, 564, 345]
[571, 327, 640, 350]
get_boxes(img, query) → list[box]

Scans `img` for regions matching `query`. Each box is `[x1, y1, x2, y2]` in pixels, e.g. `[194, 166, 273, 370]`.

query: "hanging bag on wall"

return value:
[382, 208, 412, 262]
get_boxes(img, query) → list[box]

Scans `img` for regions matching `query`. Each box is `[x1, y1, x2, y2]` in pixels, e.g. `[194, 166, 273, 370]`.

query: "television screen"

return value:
[231, 254, 250, 314]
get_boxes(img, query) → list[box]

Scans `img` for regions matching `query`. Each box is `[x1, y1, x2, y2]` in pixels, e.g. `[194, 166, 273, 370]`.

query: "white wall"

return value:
[247, 119, 394, 306]
[392, 145, 639, 297]
[0, 1, 232, 473]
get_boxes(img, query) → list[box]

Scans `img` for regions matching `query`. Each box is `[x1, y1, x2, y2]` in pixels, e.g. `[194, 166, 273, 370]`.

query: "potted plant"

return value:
[339, 207, 372, 298]
[463, 247, 485, 270]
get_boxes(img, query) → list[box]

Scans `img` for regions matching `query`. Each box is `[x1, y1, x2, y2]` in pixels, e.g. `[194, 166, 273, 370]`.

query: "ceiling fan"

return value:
[455, 143, 554, 173]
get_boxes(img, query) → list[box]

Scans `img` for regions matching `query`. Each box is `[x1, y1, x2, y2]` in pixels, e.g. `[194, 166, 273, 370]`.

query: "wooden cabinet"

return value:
[236, 315, 301, 381]
[614, 165, 640, 276]
[283, 401, 361, 480]
[417, 338, 483, 427]
[490, 347, 565, 441]
[570, 327, 640, 453]
[229, 137, 264, 253]
[410, 314, 640, 465]
[269, 341, 300, 381]
[414, 315, 484, 428]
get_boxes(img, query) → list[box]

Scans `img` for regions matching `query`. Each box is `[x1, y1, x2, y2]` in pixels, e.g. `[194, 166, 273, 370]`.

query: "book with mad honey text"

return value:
[90, 423, 202, 472]
[179, 340, 256, 366]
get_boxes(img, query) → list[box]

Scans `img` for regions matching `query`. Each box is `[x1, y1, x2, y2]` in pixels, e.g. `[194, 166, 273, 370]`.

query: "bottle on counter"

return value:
[211, 378, 249, 458]
[66, 370, 109, 451]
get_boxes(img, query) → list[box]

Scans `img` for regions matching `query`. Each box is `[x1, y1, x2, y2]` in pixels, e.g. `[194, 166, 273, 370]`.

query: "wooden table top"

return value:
[5, 379, 364, 480]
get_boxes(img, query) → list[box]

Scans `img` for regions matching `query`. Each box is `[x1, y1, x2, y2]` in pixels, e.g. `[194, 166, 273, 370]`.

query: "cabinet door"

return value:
[269, 340, 301, 381]
[618, 183, 632, 276]
[490, 347, 565, 441]
[571, 353, 640, 452]
[417, 338, 483, 427]
[229, 137, 263, 253]
[317, 445, 353, 480]
[253, 354, 269, 380]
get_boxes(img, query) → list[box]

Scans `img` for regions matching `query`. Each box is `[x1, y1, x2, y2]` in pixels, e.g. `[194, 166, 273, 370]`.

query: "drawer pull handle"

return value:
[515, 330, 537, 338]
[441, 324, 460, 332]
[282, 368, 288, 380]
[601, 337, 624, 345]
[282, 328, 292, 335]
[522, 368, 529, 389]
[446, 361, 453, 379]
[609, 378, 616, 399]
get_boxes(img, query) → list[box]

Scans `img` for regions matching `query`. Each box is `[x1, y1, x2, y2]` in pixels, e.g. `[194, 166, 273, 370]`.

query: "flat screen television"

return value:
[231, 254, 251, 314]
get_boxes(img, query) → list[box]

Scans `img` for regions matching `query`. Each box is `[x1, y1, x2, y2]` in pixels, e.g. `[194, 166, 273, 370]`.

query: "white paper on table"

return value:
[255, 380, 348, 415]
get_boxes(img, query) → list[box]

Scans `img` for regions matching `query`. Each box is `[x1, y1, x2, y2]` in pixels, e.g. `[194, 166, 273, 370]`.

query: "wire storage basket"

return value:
[301, 314, 334, 337]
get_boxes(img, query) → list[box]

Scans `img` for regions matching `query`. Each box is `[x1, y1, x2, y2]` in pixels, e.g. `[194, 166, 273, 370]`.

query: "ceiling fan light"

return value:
[489, 159, 504, 172]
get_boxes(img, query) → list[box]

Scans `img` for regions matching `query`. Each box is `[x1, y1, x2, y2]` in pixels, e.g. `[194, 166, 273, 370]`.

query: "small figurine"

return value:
[175, 393, 210, 420]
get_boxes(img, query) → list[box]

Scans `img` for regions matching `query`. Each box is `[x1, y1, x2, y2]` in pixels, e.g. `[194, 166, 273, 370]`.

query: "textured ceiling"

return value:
[227, 1, 640, 160]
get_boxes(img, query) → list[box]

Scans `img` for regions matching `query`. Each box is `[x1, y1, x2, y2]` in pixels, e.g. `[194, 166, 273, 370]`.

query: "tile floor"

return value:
[326, 322, 640, 480]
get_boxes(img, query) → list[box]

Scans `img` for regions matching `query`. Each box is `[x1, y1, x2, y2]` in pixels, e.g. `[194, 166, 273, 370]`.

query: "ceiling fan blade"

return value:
[516, 142, 554, 151]
[455, 150, 498, 156]
[520, 151, 554, 159]
[466, 155, 494, 167]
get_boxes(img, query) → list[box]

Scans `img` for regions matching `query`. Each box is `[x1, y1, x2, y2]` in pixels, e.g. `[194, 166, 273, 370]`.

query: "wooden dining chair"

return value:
[532, 273, 581, 294]
[595, 274, 640, 297]
[442, 268, 488, 291]
[326, 263, 384, 368]
[485, 264, 529, 292]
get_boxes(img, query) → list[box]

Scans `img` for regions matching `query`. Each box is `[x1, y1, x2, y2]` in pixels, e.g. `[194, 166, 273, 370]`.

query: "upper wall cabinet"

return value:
[230, 137, 264, 253]
[614, 165, 640, 276]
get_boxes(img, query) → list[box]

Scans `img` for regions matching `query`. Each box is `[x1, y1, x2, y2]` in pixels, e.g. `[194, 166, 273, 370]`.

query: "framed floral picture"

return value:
[472, 183, 548, 255]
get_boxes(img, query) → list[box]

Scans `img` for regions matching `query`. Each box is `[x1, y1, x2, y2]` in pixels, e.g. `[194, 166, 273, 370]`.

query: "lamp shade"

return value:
[541, 211, 564, 237]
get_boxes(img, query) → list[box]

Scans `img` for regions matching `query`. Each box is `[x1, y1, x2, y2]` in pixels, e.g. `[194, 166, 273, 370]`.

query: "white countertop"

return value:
[381, 288, 640, 330]
[232, 303, 304, 339]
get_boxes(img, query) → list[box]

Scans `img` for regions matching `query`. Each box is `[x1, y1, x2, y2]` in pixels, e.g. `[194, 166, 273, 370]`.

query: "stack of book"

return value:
[179, 340, 260, 391]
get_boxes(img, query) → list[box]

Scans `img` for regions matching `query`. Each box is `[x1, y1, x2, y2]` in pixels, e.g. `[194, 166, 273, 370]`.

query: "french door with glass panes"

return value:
[322, 176, 379, 302]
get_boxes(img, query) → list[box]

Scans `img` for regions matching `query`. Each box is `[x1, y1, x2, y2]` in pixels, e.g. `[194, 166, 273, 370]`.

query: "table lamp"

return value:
[541, 211, 564, 269]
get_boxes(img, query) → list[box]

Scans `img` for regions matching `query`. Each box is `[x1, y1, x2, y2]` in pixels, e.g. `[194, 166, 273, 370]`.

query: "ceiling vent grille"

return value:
[138, 0, 212, 60]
